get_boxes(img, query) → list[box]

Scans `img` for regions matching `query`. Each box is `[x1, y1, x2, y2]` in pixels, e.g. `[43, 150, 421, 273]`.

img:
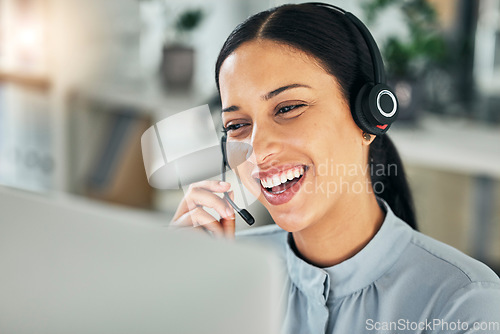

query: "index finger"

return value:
[173, 180, 232, 219]
[191, 180, 232, 193]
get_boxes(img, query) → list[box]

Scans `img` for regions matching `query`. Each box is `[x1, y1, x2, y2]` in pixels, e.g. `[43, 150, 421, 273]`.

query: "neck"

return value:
[291, 192, 385, 268]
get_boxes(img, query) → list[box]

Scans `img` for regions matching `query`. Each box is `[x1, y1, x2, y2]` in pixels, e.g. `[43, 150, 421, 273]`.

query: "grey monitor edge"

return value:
[0, 186, 282, 334]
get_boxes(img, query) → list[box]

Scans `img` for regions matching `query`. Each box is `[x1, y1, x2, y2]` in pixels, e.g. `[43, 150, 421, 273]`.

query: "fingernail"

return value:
[226, 207, 233, 217]
[219, 181, 231, 188]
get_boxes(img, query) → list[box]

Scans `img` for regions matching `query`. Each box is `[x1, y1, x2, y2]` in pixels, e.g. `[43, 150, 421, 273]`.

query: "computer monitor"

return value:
[0, 186, 282, 334]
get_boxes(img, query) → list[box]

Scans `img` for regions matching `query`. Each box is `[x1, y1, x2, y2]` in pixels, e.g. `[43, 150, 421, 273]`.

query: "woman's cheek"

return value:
[236, 162, 261, 197]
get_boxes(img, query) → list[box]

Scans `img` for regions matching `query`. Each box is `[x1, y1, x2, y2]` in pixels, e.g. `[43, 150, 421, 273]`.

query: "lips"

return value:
[253, 165, 308, 205]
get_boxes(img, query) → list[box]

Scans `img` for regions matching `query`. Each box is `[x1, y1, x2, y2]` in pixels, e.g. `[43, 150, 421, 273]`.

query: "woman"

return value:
[171, 3, 500, 333]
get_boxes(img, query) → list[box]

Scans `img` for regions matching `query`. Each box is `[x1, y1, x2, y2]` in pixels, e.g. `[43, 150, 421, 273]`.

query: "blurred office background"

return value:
[0, 0, 499, 272]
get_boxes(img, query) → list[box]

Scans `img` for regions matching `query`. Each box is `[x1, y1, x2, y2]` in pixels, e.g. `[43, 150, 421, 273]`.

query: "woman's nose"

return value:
[248, 122, 283, 166]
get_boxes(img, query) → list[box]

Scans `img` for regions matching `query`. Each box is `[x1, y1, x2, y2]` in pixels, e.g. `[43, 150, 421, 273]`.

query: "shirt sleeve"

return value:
[433, 281, 500, 333]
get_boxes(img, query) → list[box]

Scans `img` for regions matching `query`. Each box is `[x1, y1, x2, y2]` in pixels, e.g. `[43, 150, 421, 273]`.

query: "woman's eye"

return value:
[276, 104, 306, 115]
[224, 123, 248, 133]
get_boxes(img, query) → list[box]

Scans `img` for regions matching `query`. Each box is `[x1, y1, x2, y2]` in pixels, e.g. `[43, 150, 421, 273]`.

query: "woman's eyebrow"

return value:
[221, 105, 239, 113]
[221, 83, 311, 113]
[263, 83, 311, 100]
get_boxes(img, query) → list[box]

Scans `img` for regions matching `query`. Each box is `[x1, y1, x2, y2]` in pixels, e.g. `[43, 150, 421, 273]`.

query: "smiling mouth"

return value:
[259, 166, 306, 194]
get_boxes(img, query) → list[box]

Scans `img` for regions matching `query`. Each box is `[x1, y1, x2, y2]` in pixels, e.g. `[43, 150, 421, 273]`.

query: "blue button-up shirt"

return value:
[237, 200, 500, 333]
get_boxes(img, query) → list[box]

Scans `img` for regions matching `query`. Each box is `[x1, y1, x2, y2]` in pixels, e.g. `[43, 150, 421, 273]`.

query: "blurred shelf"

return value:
[71, 83, 215, 119]
[390, 114, 500, 179]
[0, 71, 51, 90]
[391, 113, 500, 263]
[66, 82, 218, 210]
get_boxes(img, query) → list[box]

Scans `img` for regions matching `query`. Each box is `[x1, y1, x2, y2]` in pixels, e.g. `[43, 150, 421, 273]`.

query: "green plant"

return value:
[175, 9, 204, 33]
[137, 1, 205, 44]
[363, 0, 448, 78]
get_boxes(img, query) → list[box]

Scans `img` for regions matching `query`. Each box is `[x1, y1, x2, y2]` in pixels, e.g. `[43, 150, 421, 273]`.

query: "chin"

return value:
[274, 219, 307, 233]
[263, 202, 314, 233]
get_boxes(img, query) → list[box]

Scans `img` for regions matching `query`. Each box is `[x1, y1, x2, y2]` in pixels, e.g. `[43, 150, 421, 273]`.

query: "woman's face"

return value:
[219, 39, 370, 232]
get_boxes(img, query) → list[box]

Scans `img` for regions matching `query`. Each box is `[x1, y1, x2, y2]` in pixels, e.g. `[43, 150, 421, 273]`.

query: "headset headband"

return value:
[305, 2, 386, 84]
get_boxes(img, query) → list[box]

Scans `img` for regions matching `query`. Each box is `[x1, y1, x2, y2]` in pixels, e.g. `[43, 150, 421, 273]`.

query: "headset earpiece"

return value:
[353, 83, 399, 136]
[308, 2, 400, 135]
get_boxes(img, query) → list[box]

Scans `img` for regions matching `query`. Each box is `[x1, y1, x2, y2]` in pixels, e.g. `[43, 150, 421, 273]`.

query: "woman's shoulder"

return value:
[402, 229, 500, 325]
[380, 197, 499, 287]
[406, 228, 499, 285]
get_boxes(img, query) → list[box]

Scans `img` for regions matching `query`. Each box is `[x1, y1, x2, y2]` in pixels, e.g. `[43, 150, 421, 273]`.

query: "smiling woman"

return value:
[170, 3, 500, 334]
[218, 39, 382, 235]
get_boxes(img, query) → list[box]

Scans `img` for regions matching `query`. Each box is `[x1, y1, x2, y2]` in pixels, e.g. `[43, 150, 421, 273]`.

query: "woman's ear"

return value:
[361, 132, 376, 145]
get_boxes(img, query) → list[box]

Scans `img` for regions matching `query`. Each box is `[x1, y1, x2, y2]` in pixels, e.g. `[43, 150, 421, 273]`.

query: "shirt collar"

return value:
[285, 199, 413, 301]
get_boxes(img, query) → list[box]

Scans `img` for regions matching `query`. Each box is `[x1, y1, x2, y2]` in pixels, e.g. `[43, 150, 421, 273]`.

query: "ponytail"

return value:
[369, 135, 417, 230]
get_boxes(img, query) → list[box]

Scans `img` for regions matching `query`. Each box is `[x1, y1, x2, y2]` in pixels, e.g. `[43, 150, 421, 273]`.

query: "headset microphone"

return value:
[220, 135, 255, 226]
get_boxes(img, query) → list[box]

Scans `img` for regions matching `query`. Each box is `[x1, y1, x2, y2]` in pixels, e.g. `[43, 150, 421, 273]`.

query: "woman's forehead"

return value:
[218, 40, 334, 99]
[220, 40, 321, 75]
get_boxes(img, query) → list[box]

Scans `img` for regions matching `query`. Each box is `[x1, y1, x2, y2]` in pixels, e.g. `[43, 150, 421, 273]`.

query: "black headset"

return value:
[221, 3, 398, 226]
[312, 3, 399, 136]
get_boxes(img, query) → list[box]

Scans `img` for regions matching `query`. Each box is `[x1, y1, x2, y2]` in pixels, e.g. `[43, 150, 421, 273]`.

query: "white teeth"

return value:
[272, 175, 280, 187]
[260, 166, 306, 189]
[266, 177, 273, 187]
[293, 169, 300, 178]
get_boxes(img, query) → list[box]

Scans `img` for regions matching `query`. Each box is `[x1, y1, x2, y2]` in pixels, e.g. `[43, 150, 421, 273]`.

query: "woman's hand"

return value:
[170, 180, 236, 239]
